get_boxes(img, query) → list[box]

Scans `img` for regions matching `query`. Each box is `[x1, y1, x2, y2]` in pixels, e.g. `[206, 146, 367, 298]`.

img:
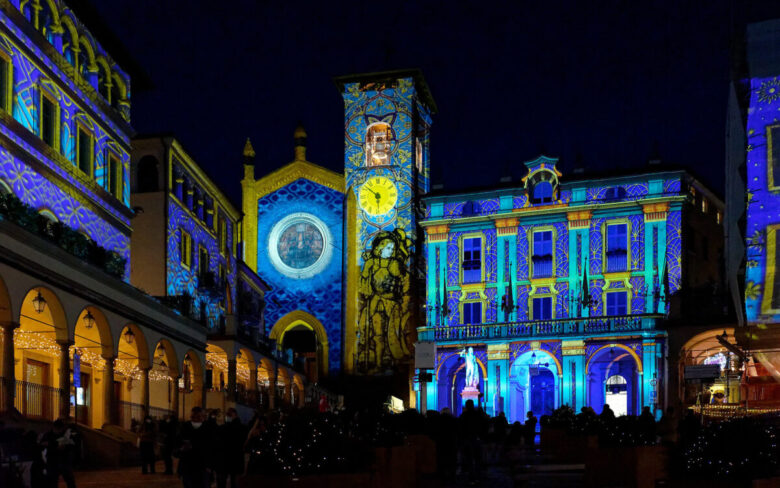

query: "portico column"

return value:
[1, 322, 19, 413]
[227, 359, 237, 401]
[57, 341, 71, 419]
[171, 376, 180, 419]
[268, 368, 277, 410]
[102, 356, 115, 425]
[141, 367, 150, 416]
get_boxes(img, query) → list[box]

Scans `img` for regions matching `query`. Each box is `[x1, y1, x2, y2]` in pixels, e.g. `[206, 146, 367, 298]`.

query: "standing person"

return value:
[159, 414, 178, 475]
[139, 415, 157, 474]
[216, 408, 246, 488]
[638, 406, 657, 445]
[39, 419, 76, 488]
[175, 407, 213, 488]
[524, 411, 537, 447]
[318, 394, 329, 413]
[459, 399, 483, 484]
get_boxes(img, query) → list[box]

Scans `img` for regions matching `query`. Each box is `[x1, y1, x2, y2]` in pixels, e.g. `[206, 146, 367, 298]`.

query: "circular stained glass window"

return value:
[277, 222, 323, 269]
[268, 213, 333, 279]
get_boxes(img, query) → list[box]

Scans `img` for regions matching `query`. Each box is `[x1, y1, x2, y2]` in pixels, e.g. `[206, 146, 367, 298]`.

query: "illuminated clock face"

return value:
[359, 176, 398, 215]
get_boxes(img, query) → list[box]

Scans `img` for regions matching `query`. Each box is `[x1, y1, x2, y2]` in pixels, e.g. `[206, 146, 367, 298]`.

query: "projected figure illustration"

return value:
[357, 229, 413, 371]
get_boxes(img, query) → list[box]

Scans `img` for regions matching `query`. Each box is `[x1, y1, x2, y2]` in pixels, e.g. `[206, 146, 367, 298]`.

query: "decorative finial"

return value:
[294, 124, 307, 161]
[243, 137, 256, 161]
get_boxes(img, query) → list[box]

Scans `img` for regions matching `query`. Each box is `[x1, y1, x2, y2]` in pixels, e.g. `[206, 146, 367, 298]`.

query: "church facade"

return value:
[242, 70, 434, 378]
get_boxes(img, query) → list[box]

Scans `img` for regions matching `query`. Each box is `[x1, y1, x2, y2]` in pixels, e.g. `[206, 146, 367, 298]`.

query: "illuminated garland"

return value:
[690, 404, 780, 418]
[206, 352, 251, 383]
[11, 330, 171, 382]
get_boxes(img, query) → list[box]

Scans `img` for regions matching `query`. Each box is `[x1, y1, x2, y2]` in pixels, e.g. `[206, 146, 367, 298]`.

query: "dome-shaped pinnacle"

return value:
[294, 124, 307, 161]
[243, 137, 256, 162]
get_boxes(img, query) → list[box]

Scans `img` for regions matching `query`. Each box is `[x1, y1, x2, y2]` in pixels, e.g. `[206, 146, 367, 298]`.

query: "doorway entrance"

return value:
[530, 367, 555, 416]
[605, 374, 628, 417]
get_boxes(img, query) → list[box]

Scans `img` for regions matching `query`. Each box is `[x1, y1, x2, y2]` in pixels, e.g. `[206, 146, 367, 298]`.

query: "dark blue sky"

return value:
[89, 1, 780, 207]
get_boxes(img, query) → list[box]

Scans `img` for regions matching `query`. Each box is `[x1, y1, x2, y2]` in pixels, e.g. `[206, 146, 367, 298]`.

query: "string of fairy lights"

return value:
[10, 318, 174, 383]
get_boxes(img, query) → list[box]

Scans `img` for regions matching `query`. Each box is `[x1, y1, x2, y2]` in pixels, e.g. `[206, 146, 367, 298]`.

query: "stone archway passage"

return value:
[269, 310, 329, 377]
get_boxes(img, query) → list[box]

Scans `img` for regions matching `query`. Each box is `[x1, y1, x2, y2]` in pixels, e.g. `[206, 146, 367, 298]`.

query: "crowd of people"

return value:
[3, 399, 776, 486]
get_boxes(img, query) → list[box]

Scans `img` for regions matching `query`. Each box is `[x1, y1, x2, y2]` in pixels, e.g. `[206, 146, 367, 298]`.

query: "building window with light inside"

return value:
[180, 229, 192, 269]
[106, 151, 122, 199]
[606, 291, 628, 316]
[76, 125, 93, 177]
[365, 123, 392, 167]
[606, 223, 628, 272]
[0, 51, 11, 114]
[532, 296, 553, 320]
[462, 237, 482, 283]
[532, 230, 553, 278]
[40, 90, 58, 149]
[768, 125, 780, 189]
[462, 302, 482, 325]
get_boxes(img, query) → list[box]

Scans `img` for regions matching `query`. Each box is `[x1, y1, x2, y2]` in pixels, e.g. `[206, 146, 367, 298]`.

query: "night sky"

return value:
[88, 0, 780, 207]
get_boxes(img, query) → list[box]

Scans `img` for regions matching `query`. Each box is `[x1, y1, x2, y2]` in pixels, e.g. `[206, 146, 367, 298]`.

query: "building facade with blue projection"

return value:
[415, 157, 722, 420]
[242, 126, 345, 377]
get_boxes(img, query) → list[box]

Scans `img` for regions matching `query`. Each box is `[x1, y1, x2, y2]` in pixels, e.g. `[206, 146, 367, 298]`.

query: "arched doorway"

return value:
[435, 351, 487, 417]
[680, 329, 738, 406]
[181, 351, 204, 418]
[270, 311, 328, 380]
[509, 350, 560, 423]
[114, 324, 150, 429]
[605, 375, 628, 416]
[14, 287, 68, 421]
[586, 344, 642, 416]
[151, 340, 178, 418]
[72, 306, 113, 427]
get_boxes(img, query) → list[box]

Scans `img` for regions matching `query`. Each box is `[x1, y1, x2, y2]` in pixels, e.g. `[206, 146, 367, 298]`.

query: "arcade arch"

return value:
[270, 311, 328, 379]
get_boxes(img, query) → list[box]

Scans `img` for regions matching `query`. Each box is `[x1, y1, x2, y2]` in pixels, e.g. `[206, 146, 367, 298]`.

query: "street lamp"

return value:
[82, 311, 95, 330]
[123, 328, 135, 345]
[31, 291, 46, 314]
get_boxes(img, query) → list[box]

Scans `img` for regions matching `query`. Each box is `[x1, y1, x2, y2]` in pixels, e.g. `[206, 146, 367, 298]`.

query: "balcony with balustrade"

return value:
[417, 313, 664, 343]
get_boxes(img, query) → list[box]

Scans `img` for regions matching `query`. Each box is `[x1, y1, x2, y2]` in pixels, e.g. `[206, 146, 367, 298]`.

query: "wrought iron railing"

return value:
[532, 255, 553, 278]
[0, 378, 63, 421]
[606, 250, 628, 272]
[417, 313, 663, 342]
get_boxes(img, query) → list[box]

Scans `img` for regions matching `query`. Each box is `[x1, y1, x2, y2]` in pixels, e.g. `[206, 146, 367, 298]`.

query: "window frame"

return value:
[767, 124, 780, 191]
[460, 234, 483, 284]
[198, 244, 209, 278]
[602, 219, 631, 274]
[180, 229, 192, 269]
[605, 290, 629, 316]
[461, 301, 483, 325]
[39, 86, 59, 150]
[531, 295, 554, 320]
[530, 227, 555, 278]
[0, 50, 12, 114]
[762, 224, 780, 315]
[105, 149, 122, 199]
[75, 123, 93, 177]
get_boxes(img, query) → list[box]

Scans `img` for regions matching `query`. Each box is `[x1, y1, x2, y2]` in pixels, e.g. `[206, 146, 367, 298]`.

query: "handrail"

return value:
[418, 313, 664, 341]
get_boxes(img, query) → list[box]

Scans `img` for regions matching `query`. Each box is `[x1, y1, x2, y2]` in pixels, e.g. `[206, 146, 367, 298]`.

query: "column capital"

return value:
[567, 210, 592, 230]
[494, 217, 519, 236]
[426, 224, 449, 243]
[642, 202, 669, 221]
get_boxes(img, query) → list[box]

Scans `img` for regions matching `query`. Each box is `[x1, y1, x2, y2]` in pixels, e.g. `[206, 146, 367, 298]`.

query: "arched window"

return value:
[136, 155, 159, 193]
[77, 47, 89, 80]
[365, 122, 393, 167]
[20, 1, 32, 22]
[533, 182, 553, 203]
[38, 3, 55, 44]
[97, 64, 110, 100]
[38, 209, 58, 223]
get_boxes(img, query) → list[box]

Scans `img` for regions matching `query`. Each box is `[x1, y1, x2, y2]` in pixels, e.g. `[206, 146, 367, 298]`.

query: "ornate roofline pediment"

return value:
[249, 160, 346, 198]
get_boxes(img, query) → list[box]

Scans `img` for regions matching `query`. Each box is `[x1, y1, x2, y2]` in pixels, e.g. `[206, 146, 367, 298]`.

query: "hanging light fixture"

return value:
[31, 291, 47, 314]
[82, 310, 95, 330]
[123, 328, 135, 345]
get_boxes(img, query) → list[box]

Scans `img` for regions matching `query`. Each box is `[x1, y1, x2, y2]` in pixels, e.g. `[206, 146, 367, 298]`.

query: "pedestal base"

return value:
[460, 386, 480, 407]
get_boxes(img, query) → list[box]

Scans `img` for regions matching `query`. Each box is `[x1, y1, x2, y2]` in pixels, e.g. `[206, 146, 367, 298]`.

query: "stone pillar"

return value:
[141, 367, 150, 416]
[268, 369, 277, 410]
[249, 363, 258, 391]
[171, 376, 180, 419]
[487, 344, 510, 417]
[1, 322, 19, 413]
[102, 357, 115, 425]
[57, 341, 71, 419]
[227, 359, 237, 401]
[561, 340, 586, 412]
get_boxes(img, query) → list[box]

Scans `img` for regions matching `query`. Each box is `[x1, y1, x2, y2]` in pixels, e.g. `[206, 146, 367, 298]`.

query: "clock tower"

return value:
[336, 70, 436, 375]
